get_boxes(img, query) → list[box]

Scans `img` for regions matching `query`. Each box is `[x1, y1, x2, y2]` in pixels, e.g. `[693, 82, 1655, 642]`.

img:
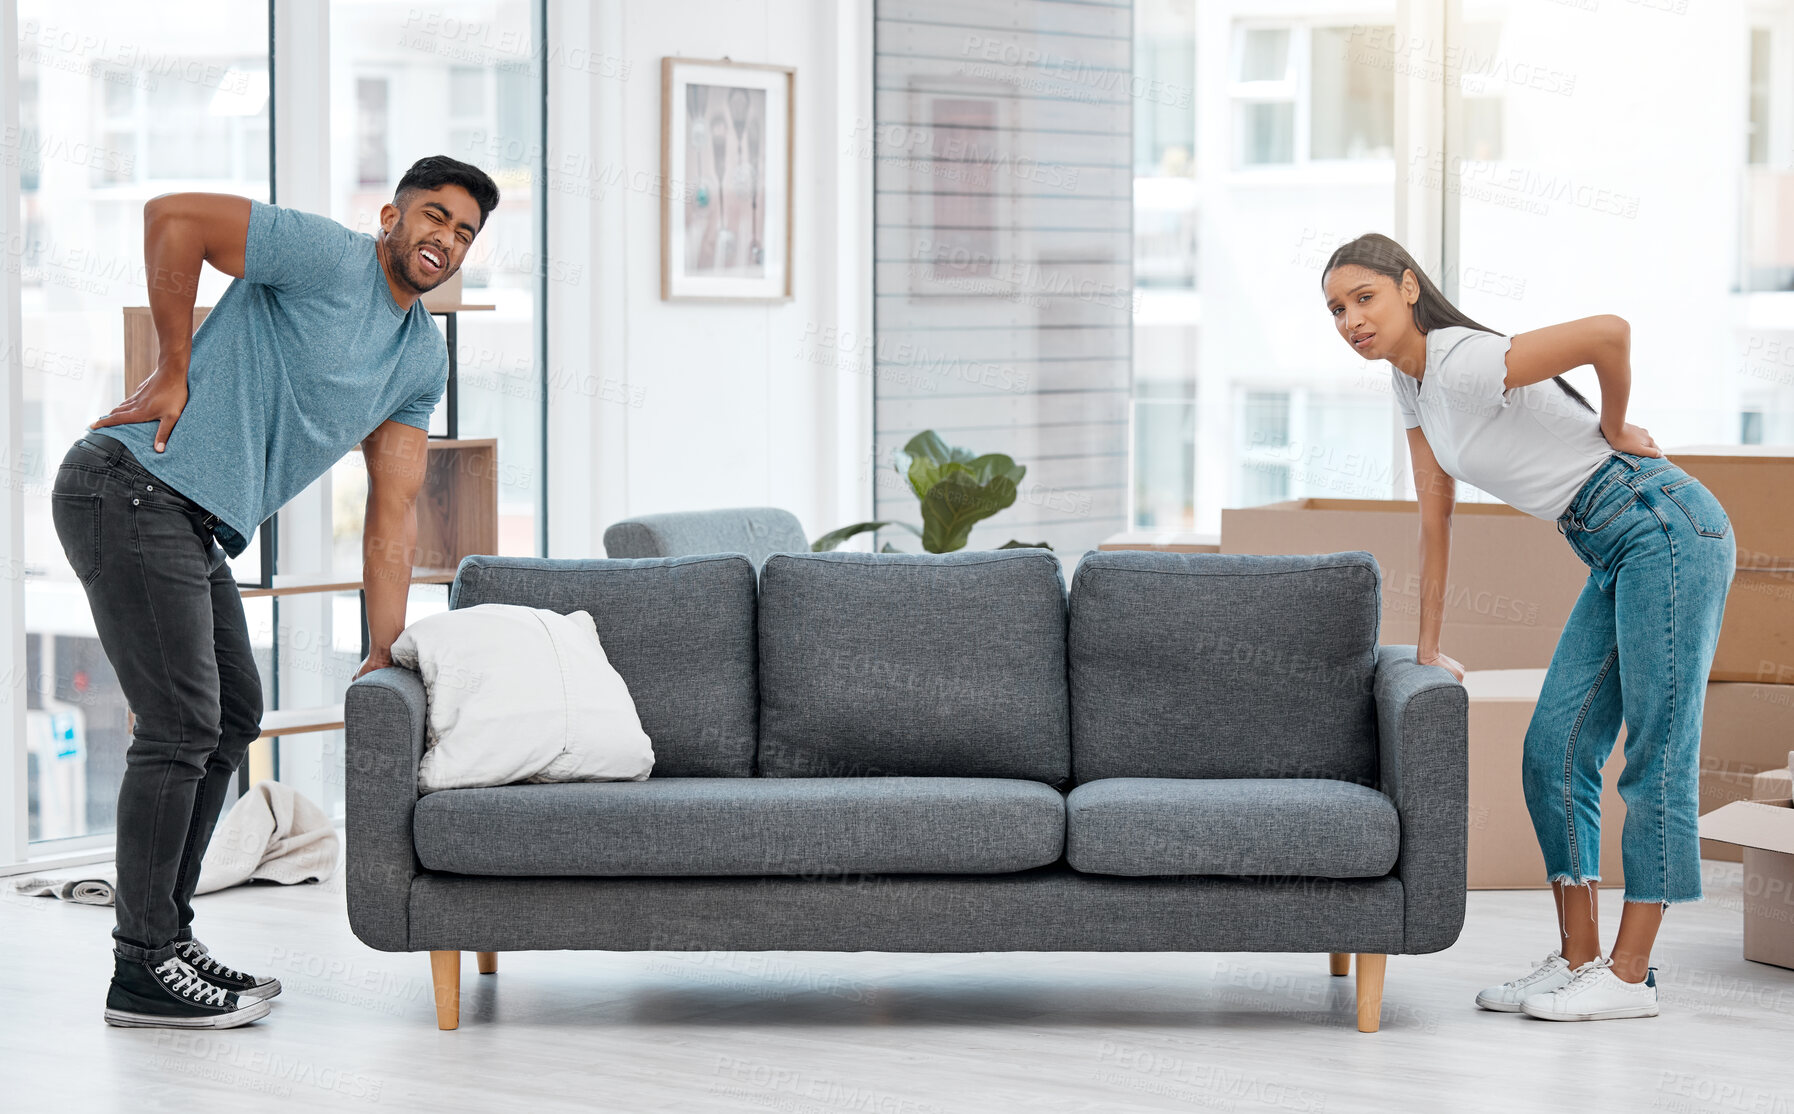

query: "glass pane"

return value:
[329, 0, 544, 567]
[1243, 391, 1290, 448]
[1236, 101, 1294, 165]
[1135, 0, 1195, 178]
[1295, 393, 1393, 500]
[1132, 393, 1195, 529]
[1310, 26, 1394, 160]
[1456, 3, 1791, 456]
[1748, 27, 1770, 166]
[1238, 27, 1289, 82]
[1135, 4, 1398, 536]
[1463, 97, 1504, 162]
[19, 1, 270, 846]
[356, 77, 390, 186]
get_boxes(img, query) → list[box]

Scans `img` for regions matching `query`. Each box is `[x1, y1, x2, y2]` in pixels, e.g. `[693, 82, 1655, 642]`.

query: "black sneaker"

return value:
[104, 954, 271, 1029]
[176, 938, 282, 1001]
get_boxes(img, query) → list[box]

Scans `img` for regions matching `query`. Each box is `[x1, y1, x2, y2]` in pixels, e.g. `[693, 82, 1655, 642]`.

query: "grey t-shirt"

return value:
[97, 200, 447, 557]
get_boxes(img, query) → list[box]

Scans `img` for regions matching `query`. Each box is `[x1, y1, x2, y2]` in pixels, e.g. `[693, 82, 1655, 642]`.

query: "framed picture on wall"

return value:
[661, 57, 795, 301]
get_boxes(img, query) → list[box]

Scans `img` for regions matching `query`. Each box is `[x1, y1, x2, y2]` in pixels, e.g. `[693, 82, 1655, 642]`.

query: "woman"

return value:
[1320, 233, 1735, 1022]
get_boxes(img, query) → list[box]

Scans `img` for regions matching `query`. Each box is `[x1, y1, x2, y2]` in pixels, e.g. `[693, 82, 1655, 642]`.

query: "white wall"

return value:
[546, 0, 874, 558]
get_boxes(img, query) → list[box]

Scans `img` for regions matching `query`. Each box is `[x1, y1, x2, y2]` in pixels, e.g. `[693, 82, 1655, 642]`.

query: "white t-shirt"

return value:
[1392, 326, 1611, 521]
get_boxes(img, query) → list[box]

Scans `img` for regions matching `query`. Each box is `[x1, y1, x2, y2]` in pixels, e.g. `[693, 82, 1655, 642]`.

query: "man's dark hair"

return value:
[395, 155, 500, 229]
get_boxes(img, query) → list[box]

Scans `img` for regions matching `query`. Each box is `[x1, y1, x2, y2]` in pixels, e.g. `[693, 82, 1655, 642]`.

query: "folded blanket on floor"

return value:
[10, 779, 338, 906]
[11, 873, 117, 904]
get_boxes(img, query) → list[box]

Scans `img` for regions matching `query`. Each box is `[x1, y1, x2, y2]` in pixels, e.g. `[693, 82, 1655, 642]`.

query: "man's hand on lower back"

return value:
[92, 360, 191, 451]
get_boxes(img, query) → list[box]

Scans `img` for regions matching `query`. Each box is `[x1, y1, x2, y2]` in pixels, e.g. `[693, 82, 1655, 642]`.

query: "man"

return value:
[49, 155, 498, 1029]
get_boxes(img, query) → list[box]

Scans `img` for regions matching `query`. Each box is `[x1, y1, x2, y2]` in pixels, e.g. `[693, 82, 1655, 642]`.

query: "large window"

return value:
[1453, 1, 1794, 452]
[15, 1, 272, 847]
[1133, 1, 1398, 534]
[1132, 1, 1791, 533]
[5, 0, 547, 861]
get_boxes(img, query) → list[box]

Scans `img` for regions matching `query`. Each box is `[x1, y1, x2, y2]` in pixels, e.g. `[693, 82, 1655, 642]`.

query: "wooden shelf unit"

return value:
[237, 567, 459, 600]
[258, 703, 346, 740]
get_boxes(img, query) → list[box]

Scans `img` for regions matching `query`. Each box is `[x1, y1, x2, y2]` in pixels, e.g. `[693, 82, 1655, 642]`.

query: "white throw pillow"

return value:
[390, 603, 654, 793]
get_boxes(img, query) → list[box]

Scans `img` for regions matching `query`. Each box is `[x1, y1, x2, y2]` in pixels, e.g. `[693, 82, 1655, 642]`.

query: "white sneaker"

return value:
[1474, 952, 1573, 1012]
[1520, 957, 1659, 1022]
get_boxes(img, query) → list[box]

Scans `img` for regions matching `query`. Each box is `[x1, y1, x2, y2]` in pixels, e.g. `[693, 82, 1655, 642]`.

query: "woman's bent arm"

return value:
[1407, 425, 1457, 666]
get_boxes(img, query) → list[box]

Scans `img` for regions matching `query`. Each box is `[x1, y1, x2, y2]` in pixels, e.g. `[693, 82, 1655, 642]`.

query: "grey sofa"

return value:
[602, 506, 808, 567]
[345, 548, 1468, 1032]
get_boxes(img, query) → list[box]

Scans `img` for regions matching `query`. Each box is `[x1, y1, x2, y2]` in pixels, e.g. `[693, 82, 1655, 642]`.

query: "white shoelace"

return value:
[177, 940, 246, 982]
[1552, 957, 1616, 999]
[1507, 953, 1567, 991]
[156, 956, 229, 1008]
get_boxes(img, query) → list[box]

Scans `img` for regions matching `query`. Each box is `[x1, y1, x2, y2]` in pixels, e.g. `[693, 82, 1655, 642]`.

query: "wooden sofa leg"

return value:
[1329, 952, 1351, 977]
[1355, 953, 1387, 1033]
[430, 951, 461, 1030]
[476, 951, 498, 975]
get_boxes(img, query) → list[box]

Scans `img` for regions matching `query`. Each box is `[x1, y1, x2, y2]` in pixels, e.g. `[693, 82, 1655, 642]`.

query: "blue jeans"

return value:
[1522, 452, 1735, 905]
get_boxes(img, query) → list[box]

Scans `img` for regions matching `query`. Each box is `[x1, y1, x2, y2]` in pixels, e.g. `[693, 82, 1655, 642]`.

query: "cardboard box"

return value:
[1665, 446, 1794, 569]
[1699, 792, 1794, 970]
[1700, 688, 1794, 860]
[1713, 569, 1794, 684]
[1222, 499, 1585, 670]
[1097, 530, 1221, 553]
[1464, 670, 1628, 889]
[1755, 767, 1794, 798]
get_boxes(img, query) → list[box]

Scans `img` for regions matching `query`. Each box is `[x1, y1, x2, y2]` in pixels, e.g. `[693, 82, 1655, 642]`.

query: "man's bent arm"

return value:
[144, 194, 251, 373]
[358, 420, 430, 677]
[93, 193, 251, 446]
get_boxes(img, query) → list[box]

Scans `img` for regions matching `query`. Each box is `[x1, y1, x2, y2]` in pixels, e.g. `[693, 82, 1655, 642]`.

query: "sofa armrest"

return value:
[1373, 645, 1469, 954]
[344, 665, 429, 952]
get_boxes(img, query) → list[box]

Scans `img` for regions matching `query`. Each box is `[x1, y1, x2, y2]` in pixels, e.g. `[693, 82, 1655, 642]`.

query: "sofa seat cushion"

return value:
[412, 777, 1067, 876]
[1066, 778, 1399, 878]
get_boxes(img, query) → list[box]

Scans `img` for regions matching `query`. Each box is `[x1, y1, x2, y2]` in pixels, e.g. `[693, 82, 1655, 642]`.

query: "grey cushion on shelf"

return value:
[412, 777, 1067, 877]
[449, 554, 758, 777]
[756, 550, 1072, 784]
[1068, 550, 1382, 785]
[1065, 777, 1400, 878]
[602, 507, 808, 569]
[406, 870, 1405, 954]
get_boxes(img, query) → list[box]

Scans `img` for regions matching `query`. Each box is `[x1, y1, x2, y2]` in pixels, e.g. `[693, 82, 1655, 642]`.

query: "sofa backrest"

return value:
[1067, 550, 1381, 784]
[756, 550, 1071, 785]
[449, 554, 758, 777]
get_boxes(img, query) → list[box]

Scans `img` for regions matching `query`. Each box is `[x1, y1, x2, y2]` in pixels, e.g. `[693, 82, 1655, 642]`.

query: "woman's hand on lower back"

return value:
[1603, 421, 1662, 458]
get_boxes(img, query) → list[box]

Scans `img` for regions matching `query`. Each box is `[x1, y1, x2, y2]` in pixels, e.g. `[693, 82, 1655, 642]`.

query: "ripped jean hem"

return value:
[1545, 873, 1702, 907]
[1623, 892, 1703, 907]
[1546, 871, 1602, 886]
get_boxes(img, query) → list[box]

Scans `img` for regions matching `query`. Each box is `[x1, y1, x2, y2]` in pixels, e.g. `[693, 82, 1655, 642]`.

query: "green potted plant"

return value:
[812, 431, 1050, 553]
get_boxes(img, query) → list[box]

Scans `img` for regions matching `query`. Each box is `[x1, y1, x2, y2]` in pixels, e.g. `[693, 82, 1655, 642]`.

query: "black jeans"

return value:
[49, 432, 263, 963]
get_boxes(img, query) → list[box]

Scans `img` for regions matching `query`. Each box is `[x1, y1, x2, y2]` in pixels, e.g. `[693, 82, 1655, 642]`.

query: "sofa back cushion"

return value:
[1068, 550, 1380, 784]
[756, 550, 1071, 784]
[450, 554, 758, 777]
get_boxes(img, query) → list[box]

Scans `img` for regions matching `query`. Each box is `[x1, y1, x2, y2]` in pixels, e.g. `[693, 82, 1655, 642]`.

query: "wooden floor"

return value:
[4, 858, 1791, 1114]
